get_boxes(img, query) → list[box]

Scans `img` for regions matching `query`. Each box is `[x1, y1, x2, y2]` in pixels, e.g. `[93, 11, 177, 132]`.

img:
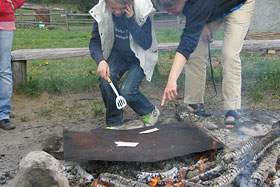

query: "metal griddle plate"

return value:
[63, 123, 224, 162]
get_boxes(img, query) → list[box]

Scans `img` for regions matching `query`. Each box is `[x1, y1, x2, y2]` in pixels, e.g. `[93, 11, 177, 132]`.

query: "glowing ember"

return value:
[148, 177, 162, 187]
[92, 180, 108, 187]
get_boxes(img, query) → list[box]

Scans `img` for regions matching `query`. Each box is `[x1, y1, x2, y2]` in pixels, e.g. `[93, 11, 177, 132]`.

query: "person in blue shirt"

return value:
[156, 0, 255, 128]
[89, 0, 160, 129]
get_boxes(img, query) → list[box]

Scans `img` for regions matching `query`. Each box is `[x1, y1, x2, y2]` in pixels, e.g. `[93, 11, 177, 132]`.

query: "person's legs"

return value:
[0, 30, 15, 130]
[120, 58, 154, 115]
[120, 57, 159, 126]
[183, 20, 223, 113]
[222, 0, 255, 126]
[99, 52, 128, 127]
[183, 37, 208, 105]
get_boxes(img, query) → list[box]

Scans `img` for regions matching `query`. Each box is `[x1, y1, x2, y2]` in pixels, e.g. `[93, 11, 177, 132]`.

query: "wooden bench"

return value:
[11, 40, 280, 87]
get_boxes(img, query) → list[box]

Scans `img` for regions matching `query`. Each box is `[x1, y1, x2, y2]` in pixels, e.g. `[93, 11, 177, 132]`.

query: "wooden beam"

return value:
[11, 40, 280, 61]
[158, 40, 280, 52]
[11, 48, 91, 61]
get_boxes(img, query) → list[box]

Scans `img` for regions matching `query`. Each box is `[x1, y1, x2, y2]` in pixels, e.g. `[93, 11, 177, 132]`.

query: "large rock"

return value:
[14, 151, 69, 187]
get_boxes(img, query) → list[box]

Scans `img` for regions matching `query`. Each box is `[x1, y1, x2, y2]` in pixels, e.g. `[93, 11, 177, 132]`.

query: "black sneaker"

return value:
[0, 119, 16, 130]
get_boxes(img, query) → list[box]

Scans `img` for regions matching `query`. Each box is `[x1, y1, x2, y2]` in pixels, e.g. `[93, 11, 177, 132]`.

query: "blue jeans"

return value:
[99, 51, 154, 126]
[0, 30, 14, 120]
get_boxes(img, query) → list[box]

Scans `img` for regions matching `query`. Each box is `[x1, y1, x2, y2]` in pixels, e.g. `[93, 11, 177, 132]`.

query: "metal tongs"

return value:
[107, 77, 127, 109]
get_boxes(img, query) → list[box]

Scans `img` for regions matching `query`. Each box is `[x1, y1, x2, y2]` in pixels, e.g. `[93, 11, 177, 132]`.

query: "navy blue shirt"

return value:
[89, 14, 152, 65]
[177, 0, 246, 60]
[112, 15, 137, 58]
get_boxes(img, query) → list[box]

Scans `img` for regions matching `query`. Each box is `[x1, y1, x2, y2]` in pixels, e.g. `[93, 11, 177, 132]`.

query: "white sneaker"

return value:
[142, 107, 160, 127]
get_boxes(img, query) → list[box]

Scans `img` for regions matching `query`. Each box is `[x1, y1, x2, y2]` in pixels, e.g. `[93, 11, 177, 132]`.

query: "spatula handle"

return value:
[106, 77, 120, 97]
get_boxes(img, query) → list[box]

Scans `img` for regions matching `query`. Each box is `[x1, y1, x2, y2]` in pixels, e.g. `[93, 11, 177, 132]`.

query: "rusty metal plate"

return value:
[63, 123, 224, 162]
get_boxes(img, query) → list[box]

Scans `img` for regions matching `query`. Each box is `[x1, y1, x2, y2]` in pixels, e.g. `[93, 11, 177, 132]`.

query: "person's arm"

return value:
[125, 17, 152, 50]
[89, 20, 110, 80]
[12, 0, 26, 10]
[124, 4, 152, 50]
[89, 20, 105, 65]
[161, 52, 186, 106]
[176, 0, 212, 60]
[161, 0, 213, 106]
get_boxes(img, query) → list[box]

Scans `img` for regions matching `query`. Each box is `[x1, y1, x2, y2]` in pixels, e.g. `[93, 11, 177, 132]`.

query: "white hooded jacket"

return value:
[89, 0, 158, 82]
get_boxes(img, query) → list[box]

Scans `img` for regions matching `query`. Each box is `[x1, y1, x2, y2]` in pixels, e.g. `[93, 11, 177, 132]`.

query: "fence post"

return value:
[20, 9, 23, 28]
[65, 11, 69, 30]
[176, 16, 180, 30]
[12, 60, 27, 87]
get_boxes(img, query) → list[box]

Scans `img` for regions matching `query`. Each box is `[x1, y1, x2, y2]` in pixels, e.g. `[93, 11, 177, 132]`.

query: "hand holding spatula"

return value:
[107, 77, 127, 109]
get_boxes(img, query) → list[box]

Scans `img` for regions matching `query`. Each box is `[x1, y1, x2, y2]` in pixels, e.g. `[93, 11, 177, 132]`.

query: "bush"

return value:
[74, 0, 98, 13]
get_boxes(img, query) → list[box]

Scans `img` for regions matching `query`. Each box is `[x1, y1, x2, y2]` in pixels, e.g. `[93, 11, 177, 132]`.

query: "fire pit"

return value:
[8, 106, 280, 187]
[59, 107, 280, 187]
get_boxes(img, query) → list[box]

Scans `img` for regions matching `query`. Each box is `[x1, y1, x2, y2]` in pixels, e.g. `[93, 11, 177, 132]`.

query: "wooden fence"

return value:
[14, 9, 184, 30]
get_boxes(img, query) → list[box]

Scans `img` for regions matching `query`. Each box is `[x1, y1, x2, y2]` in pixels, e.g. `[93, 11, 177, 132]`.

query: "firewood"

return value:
[182, 180, 207, 187]
[188, 165, 223, 183]
[222, 138, 259, 164]
[223, 126, 280, 164]
[136, 167, 189, 185]
[273, 167, 280, 187]
[99, 173, 150, 187]
[187, 160, 216, 179]
[210, 163, 245, 187]
[209, 126, 280, 187]
[248, 143, 280, 187]
[273, 178, 280, 187]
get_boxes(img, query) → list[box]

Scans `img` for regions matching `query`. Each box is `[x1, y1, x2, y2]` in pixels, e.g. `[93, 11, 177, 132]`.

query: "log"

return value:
[11, 48, 90, 61]
[11, 40, 280, 61]
[222, 138, 259, 164]
[136, 167, 189, 185]
[248, 143, 280, 187]
[273, 170, 280, 187]
[222, 127, 280, 164]
[210, 163, 246, 187]
[189, 165, 223, 183]
[99, 173, 150, 187]
[157, 40, 280, 52]
[210, 126, 280, 187]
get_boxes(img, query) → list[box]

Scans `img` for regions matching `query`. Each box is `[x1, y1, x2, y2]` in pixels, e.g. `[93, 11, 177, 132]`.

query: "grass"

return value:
[11, 27, 280, 107]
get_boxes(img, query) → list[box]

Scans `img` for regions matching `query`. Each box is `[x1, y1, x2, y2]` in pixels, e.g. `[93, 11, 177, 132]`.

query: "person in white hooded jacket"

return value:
[89, 0, 160, 129]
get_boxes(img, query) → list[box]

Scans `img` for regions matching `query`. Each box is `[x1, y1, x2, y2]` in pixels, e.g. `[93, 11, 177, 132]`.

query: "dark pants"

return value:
[99, 51, 154, 126]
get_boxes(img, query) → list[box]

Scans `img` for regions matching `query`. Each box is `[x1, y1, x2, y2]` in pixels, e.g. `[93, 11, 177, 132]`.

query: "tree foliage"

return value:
[74, 0, 98, 13]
